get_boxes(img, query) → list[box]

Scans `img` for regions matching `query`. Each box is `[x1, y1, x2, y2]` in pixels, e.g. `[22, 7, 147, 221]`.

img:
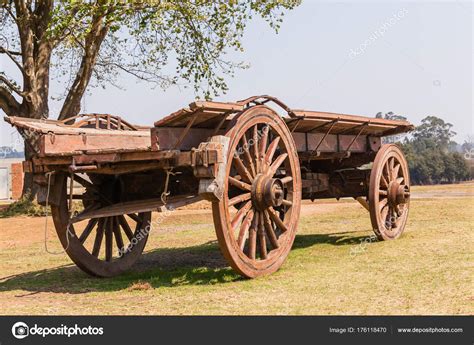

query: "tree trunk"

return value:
[20, 143, 39, 200]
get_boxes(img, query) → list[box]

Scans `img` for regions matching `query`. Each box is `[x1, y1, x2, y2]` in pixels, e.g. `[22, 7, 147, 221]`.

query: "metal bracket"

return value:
[197, 135, 230, 202]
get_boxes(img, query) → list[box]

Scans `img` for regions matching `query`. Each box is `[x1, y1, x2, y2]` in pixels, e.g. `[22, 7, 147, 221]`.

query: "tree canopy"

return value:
[0, 0, 300, 121]
[398, 115, 469, 184]
[374, 112, 470, 184]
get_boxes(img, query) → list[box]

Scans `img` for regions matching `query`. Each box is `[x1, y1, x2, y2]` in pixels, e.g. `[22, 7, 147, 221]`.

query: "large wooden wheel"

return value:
[369, 144, 410, 240]
[51, 173, 151, 277]
[212, 106, 302, 278]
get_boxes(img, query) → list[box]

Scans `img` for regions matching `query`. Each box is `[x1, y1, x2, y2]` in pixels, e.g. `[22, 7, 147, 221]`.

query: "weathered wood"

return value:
[355, 197, 370, 211]
[71, 194, 202, 223]
[40, 133, 150, 157]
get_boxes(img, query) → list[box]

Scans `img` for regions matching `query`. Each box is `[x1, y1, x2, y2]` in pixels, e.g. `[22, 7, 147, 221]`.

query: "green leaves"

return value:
[2, 0, 299, 100]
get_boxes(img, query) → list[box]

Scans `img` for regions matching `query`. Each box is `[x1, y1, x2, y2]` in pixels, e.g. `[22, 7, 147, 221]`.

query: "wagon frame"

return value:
[5, 95, 414, 278]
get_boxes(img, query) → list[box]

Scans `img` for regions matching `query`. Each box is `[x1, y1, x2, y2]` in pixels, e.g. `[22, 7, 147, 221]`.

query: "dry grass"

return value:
[127, 281, 152, 291]
[0, 183, 472, 315]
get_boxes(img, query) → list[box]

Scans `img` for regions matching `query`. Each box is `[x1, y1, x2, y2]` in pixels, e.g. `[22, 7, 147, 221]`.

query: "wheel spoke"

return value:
[380, 174, 389, 189]
[112, 217, 125, 253]
[379, 198, 388, 211]
[237, 209, 254, 250]
[387, 207, 397, 229]
[388, 158, 394, 177]
[264, 136, 281, 170]
[241, 134, 256, 177]
[263, 210, 279, 249]
[105, 218, 113, 261]
[379, 190, 388, 196]
[127, 213, 140, 223]
[259, 125, 269, 168]
[118, 215, 134, 241]
[228, 192, 252, 207]
[383, 162, 391, 182]
[258, 212, 268, 259]
[229, 176, 252, 191]
[381, 205, 389, 227]
[268, 207, 288, 233]
[268, 153, 288, 177]
[252, 125, 260, 173]
[231, 201, 252, 231]
[392, 163, 401, 180]
[396, 177, 404, 184]
[281, 199, 293, 207]
[233, 155, 253, 183]
[248, 212, 258, 260]
[280, 176, 293, 185]
[79, 218, 98, 244]
[92, 218, 106, 257]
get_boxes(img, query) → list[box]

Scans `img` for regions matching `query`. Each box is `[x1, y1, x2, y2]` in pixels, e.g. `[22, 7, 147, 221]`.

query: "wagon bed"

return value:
[5, 95, 414, 279]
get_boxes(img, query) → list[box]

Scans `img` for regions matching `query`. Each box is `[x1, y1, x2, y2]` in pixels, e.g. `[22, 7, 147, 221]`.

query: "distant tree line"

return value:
[376, 113, 471, 185]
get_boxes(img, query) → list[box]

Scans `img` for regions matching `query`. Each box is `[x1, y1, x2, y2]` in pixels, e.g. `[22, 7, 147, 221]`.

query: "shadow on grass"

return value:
[0, 232, 373, 294]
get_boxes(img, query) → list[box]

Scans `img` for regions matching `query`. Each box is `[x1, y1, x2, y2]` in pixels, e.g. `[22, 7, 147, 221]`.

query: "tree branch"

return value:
[0, 74, 24, 97]
[0, 48, 21, 56]
[3, 3, 18, 24]
[0, 46, 25, 75]
[58, 13, 110, 120]
[95, 60, 172, 84]
[0, 86, 21, 116]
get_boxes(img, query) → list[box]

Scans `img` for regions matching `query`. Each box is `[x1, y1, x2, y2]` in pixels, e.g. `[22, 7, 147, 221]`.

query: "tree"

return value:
[375, 111, 407, 122]
[400, 115, 470, 185]
[0, 0, 300, 197]
[375, 111, 407, 143]
[461, 135, 474, 155]
[412, 116, 456, 150]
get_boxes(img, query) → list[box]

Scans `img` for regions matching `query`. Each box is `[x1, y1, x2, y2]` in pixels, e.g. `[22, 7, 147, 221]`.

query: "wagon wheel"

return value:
[212, 106, 302, 278]
[369, 144, 410, 240]
[50, 173, 151, 277]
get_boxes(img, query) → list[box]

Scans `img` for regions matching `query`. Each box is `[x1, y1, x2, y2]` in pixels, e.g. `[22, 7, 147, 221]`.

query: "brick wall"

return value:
[11, 162, 23, 200]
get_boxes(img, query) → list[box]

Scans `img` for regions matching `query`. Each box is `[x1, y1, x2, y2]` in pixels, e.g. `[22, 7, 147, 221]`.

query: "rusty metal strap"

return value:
[343, 122, 369, 153]
[236, 95, 296, 117]
[338, 121, 370, 135]
[313, 120, 338, 152]
[173, 112, 199, 150]
[308, 119, 339, 134]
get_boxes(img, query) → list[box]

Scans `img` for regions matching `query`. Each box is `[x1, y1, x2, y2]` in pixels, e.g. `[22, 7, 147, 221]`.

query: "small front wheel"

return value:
[369, 144, 411, 240]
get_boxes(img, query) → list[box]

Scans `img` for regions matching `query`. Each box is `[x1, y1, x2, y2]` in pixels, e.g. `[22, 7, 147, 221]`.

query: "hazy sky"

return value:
[1, 0, 472, 147]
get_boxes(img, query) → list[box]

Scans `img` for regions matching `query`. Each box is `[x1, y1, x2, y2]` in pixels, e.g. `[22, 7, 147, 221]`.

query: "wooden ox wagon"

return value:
[5, 95, 414, 278]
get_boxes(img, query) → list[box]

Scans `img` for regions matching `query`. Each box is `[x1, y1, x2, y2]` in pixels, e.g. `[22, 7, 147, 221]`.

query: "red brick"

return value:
[11, 162, 24, 200]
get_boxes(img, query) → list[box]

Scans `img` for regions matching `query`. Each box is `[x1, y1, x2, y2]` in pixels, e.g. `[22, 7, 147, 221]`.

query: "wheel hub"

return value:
[251, 174, 284, 210]
[388, 181, 409, 206]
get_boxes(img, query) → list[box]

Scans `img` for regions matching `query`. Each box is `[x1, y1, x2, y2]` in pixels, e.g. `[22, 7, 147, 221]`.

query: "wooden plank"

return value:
[40, 133, 151, 157]
[71, 194, 202, 222]
[190, 100, 244, 112]
[292, 133, 380, 153]
[151, 127, 224, 150]
[5, 116, 150, 136]
[292, 110, 412, 127]
[154, 100, 242, 128]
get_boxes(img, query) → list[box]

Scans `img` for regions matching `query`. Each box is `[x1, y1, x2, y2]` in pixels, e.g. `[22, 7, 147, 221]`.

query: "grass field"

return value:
[0, 183, 472, 315]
